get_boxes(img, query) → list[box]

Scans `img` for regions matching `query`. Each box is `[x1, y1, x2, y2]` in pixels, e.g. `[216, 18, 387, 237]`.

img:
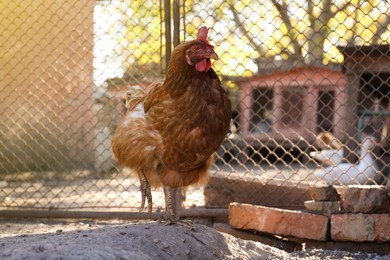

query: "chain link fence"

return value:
[0, 0, 389, 218]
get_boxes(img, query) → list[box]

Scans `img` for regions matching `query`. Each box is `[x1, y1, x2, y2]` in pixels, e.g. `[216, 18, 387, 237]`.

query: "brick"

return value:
[310, 186, 340, 201]
[331, 214, 375, 241]
[373, 214, 390, 241]
[331, 214, 390, 242]
[339, 185, 389, 213]
[229, 203, 329, 241]
[304, 200, 340, 215]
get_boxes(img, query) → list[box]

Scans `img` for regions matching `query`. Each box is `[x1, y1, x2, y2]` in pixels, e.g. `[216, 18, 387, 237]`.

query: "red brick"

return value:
[304, 200, 340, 215]
[331, 214, 390, 242]
[229, 203, 329, 241]
[310, 186, 340, 201]
[331, 214, 375, 241]
[339, 185, 389, 213]
[373, 214, 390, 241]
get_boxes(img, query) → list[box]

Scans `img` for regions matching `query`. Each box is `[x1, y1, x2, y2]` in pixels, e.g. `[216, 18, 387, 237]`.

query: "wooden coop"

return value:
[338, 44, 390, 148]
[236, 66, 348, 148]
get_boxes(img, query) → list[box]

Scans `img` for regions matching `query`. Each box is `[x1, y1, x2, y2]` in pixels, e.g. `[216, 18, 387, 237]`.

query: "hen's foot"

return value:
[158, 214, 196, 231]
[139, 171, 152, 214]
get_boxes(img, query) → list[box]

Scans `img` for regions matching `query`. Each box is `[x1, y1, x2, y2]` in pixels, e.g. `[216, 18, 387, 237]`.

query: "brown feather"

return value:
[111, 39, 231, 190]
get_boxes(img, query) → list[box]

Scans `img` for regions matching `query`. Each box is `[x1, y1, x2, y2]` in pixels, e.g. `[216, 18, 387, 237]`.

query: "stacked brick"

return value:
[328, 185, 390, 242]
[304, 185, 340, 215]
[229, 184, 390, 243]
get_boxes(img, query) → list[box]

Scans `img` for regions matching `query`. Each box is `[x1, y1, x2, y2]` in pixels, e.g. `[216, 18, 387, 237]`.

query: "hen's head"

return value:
[185, 26, 218, 73]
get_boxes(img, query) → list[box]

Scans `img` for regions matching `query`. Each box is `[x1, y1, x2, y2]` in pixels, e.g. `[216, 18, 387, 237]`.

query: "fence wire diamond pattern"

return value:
[0, 0, 389, 217]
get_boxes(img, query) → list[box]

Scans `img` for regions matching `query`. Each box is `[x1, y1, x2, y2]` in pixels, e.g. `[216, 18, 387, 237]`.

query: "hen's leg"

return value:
[163, 186, 175, 221]
[162, 186, 195, 230]
[139, 171, 152, 214]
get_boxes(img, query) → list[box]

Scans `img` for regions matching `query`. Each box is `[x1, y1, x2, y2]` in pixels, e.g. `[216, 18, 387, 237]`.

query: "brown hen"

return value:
[111, 26, 231, 225]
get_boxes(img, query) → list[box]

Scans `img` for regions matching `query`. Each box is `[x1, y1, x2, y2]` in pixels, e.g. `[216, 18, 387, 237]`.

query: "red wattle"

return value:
[195, 59, 207, 72]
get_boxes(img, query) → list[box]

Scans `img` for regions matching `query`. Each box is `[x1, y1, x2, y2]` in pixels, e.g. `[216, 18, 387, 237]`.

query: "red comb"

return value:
[197, 26, 209, 42]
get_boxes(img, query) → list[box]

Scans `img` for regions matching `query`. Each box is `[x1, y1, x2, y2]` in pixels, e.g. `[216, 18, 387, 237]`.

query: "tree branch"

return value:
[227, 2, 267, 57]
[270, 0, 302, 59]
[307, 0, 315, 27]
[373, 13, 390, 44]
[320, 0, 332, 25]
[330, 0, 353, 21]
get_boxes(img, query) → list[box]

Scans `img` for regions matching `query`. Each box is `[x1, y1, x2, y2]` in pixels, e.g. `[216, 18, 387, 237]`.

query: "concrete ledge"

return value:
[205, 172, 312, 208]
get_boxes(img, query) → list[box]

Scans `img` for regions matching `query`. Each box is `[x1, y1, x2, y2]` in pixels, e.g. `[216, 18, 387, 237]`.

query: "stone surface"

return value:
[305, 240, 390, 256]
[0, 222, 292, 260]
[310, 185, 340, 201]
[339, 185, 389, 213]
[304, 200, 340, 214]
[213, 223, 301, 252]
[331, 214, 390, 242]
[229, 203, 329, 241]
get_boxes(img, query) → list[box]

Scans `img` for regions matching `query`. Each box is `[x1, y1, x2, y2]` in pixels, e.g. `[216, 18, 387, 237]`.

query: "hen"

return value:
[111, 26, 232, 225]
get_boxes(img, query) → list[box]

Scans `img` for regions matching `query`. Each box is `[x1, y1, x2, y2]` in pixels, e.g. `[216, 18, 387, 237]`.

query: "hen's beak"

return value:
[204, 48, 219, 60]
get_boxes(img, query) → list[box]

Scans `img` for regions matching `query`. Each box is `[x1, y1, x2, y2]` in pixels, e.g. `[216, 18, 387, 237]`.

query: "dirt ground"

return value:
[0, 219, 388, 260]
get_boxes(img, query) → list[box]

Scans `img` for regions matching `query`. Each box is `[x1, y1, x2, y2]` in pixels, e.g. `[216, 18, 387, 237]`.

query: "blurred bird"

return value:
[310, 149, 344, 166]
[310, 131, 344, 166]
[313, 136, 380, 185]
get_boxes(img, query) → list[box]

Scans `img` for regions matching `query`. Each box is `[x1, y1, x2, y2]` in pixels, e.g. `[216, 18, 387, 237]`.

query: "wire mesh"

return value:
[0, 0, 389, 216]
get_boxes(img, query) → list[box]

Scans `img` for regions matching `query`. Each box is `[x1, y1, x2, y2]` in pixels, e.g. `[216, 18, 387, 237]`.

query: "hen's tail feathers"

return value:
[123, 85, 146, 113]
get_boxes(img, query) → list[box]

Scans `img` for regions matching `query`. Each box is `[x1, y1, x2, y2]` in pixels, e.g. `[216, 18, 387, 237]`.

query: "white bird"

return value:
[313, 136, 380, 185]
[310, 131, 345, 166]
[310, 148, 344, 166]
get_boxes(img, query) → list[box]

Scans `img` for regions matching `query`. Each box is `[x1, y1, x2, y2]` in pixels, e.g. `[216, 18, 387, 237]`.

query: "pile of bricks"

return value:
[227, 183, 390, 252]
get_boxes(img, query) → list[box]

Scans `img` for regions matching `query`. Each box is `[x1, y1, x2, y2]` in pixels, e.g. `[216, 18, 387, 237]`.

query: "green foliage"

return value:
[97, 0, 389, 79]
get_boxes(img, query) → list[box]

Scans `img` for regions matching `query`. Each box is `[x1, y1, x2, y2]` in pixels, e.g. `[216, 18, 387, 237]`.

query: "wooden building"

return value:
[236, 66, 347, 148]
[337, 45, 390, 148]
